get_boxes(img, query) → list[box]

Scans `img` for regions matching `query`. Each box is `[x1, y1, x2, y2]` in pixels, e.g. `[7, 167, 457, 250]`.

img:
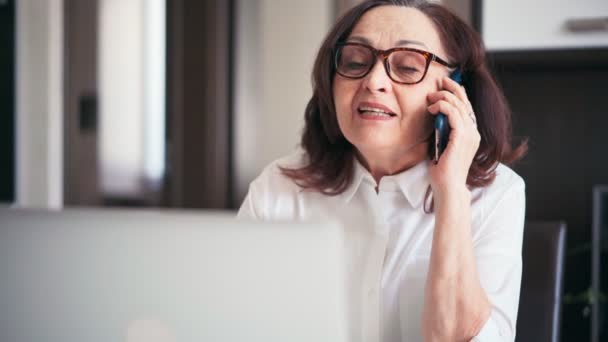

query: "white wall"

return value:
[234, 0, 333, 203]
[16, 0, 64, 209]
[99, 0, 145, 197]
[98, 0, 166, 198]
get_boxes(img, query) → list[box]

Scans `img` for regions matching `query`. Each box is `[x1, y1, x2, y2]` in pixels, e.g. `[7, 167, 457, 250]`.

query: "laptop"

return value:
[0, 207, 348, 342]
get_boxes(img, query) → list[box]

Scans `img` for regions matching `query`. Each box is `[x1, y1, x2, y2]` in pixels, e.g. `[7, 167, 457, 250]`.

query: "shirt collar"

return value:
[340, 157, 373, 204]
[341, 156, 430, 208]
[394, 161, 430, 208]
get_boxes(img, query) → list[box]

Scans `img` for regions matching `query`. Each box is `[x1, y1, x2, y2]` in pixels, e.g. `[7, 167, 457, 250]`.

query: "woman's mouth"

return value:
[357, 104, 397, 120]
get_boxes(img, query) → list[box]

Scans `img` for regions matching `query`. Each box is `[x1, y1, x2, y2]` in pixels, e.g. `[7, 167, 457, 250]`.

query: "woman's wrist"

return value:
[433, 184, 472, 224]
[433, 183, 471, 204]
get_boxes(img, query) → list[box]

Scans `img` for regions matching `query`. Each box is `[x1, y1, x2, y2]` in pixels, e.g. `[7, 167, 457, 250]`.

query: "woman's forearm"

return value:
[422, 187, 492, 342]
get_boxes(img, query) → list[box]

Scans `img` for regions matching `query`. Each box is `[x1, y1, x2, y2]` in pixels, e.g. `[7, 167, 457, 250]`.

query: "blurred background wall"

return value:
[234, 0, 332, 203]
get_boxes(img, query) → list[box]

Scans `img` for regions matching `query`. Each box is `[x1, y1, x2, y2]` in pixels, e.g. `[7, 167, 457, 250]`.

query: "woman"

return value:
[238, 0, 527, 341]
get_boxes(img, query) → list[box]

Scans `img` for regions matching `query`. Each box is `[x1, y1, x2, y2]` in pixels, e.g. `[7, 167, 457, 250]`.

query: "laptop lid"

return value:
[0, 208, 347, 342]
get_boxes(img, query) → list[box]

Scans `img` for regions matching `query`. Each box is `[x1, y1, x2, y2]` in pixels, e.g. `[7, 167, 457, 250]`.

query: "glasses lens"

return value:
[336, 45, 373, 78]
[389, 50, 427, 83]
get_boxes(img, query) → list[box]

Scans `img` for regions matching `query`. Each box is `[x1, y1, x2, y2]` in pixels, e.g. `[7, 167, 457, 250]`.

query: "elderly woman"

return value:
[238, 0, 527, 341]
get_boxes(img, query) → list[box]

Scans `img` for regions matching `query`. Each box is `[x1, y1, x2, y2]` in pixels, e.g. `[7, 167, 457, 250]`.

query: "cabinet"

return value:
[479, 0, 608, 51]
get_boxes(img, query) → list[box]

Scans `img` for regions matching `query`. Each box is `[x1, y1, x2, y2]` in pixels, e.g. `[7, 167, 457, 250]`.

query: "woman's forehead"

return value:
[348, 6, 444, 54]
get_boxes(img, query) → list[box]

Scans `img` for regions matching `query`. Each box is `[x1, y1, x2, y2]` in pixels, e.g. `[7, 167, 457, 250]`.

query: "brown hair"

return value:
[281, 0, 527, 195]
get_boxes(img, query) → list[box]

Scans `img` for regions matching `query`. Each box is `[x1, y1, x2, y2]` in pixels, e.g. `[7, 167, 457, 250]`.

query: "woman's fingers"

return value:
[427, 100, 465, 133]
[442, 77, 475, 124]
[428, 76, 476, 127]
[427, 90, 469, 117]
[441, 76, 468, 103]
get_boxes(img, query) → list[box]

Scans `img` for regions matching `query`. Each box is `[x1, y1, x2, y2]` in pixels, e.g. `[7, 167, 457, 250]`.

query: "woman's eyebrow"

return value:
[347, 35, 428, 49]
[347, 35, 372, 44]
[395, 39, 428, 49]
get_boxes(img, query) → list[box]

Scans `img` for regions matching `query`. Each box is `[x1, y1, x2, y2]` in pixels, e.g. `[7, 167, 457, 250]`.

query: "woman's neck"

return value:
[355, 142, 428, 184]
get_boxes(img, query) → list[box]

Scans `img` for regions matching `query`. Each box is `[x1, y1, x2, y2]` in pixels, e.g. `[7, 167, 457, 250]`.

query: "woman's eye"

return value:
[345, 61, 368, 70]
[396, 66, 419, 74]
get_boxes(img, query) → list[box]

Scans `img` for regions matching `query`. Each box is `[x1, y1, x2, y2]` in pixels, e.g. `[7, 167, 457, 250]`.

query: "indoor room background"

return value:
[1, 0, 607, 340]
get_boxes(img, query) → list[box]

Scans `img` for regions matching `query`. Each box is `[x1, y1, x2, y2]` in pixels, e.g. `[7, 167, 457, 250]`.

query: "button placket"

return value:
[360, 233, 388, 342]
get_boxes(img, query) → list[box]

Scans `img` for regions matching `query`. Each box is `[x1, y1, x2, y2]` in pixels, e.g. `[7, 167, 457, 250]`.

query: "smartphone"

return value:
[429, 69, 463, 163]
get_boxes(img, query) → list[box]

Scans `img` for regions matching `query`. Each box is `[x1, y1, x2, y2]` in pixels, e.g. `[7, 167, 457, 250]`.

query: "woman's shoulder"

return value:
[490, 163, 525, 195]
[241, 150, 309, 219]
[471, 163, 525, 213]
[251, 149, 308, 192]
[491, 163, 525, 191]
[471, 163, 526, 220]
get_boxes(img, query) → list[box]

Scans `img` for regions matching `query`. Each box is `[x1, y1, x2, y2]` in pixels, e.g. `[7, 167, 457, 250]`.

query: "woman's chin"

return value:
[352, 136, 428, 156]
[353, 139, 403, 153]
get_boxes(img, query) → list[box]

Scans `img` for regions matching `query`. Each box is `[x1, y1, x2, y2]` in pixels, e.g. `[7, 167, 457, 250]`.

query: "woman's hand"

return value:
[426, 76, 480, 197]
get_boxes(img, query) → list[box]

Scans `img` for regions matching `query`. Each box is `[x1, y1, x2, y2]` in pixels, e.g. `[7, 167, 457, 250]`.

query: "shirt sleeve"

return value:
[471, 176, 526, 342]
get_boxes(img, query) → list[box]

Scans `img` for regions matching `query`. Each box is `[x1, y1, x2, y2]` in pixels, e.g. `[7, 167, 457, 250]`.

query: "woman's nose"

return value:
[362, 59, 392, 93]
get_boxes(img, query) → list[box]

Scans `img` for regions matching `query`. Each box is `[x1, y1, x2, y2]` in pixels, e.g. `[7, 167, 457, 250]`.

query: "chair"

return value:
[516, 221, 567, 342]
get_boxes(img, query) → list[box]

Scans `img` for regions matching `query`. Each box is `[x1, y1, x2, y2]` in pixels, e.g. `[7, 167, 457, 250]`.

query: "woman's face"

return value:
[333, 6, 451, 159]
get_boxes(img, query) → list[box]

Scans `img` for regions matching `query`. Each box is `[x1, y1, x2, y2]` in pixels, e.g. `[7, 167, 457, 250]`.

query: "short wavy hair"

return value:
[281, 0, 527, 196]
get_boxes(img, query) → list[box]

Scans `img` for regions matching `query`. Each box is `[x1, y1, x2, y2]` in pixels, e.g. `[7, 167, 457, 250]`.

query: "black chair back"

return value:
[516, 221, 567, 342]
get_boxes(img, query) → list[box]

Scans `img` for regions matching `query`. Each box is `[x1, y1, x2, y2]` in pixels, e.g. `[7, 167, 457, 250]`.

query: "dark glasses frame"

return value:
[334, 42, 456, 85]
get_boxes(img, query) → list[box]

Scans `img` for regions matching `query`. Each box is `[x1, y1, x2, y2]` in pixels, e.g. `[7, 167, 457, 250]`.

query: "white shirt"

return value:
[238, 150, 526, 342]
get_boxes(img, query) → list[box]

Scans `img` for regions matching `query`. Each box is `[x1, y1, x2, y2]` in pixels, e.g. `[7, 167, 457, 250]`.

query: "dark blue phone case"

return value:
[431, 70, 462, 163]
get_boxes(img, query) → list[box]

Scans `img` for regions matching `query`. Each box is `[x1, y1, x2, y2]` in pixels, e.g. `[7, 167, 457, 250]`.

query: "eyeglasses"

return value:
[334, 42, 455, 85]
